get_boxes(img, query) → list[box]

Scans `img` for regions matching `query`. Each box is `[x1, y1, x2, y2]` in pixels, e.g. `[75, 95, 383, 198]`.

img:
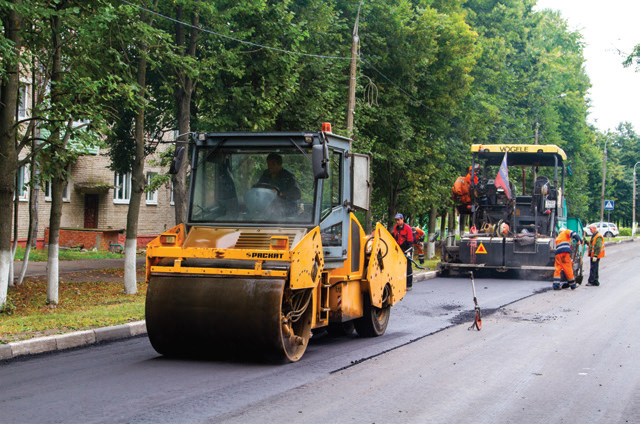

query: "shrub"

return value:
[619, 228, 631, 236]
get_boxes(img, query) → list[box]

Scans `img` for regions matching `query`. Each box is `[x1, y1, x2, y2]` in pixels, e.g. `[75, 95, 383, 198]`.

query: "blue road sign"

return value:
[604, 200, 614, 210]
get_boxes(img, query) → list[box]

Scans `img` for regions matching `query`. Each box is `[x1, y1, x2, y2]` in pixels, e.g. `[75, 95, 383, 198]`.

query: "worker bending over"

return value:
[553, 228, 582, 290]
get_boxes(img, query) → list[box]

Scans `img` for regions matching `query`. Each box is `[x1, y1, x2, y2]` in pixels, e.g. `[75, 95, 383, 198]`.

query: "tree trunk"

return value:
[17, 153, 39, 286]
[426, 204, 437, 259]
[123, 31, 150, 295]
[45, 12, 65, 305]
[46, 176, 64, 304]
[448, 206, 456, 247]
[0, 2, 22, 307]
[171, 5, 198, 226]
[10, 170, 19, 287]
[459, 213, 466, 237]
[171, 97, 190, 226]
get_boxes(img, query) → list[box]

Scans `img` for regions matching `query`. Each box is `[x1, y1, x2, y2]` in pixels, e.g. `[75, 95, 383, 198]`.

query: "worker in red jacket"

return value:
[392, 213, 414, 290]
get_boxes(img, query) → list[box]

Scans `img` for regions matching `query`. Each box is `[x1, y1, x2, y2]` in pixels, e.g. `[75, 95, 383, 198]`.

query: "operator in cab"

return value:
[255, 153, 302, 214]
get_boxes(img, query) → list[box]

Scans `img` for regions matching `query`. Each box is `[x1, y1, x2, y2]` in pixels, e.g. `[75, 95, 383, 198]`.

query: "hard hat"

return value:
[498, 222, 510, 237]
[394, 213, 404, 220]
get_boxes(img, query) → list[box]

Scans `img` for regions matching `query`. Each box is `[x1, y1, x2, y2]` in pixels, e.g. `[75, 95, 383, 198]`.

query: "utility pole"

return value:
[347, 2, 371, 233]
[346, 1, 362, 139]
[600, 139, 608, 223]
[634, 162, 640, 236]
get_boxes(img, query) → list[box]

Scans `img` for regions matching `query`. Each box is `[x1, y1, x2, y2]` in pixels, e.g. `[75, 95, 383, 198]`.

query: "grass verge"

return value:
[412, 258, 439, 271]
[13, 246, 125, 262]
[1, 269, 146, 344]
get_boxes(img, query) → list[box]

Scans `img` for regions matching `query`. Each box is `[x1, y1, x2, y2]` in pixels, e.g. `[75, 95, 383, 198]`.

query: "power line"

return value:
[119, 0, 355, 60]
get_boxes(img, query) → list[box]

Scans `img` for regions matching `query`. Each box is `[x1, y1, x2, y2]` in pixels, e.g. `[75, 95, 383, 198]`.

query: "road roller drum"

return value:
[146, 275, 312, 362]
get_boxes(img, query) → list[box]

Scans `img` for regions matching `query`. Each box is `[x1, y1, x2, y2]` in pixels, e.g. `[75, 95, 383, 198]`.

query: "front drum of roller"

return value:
[145, 275, 311, 362]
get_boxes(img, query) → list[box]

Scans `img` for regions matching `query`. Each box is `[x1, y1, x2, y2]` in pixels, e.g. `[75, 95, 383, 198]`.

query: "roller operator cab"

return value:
[145, 125, 407, 362]
[439, 144, 582, 279]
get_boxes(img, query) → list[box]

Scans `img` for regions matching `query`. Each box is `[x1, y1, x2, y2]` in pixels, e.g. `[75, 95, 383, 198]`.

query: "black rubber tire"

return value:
[604, 231, 613, 238]
[354, 293, 390, 337]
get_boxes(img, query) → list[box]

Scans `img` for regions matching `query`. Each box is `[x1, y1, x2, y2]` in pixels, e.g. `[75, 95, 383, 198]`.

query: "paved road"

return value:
[1, 242, 637, 424]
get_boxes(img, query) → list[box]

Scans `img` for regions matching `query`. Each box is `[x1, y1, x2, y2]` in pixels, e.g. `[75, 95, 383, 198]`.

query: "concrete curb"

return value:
[0, 321, 147, 361]
[414, 270, 438, 282]
[604, 237, 635, 246]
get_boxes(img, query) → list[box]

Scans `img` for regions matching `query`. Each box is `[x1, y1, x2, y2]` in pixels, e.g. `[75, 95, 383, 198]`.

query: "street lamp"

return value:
[534, 93, 567, 145]
[634, 161, 640, 236]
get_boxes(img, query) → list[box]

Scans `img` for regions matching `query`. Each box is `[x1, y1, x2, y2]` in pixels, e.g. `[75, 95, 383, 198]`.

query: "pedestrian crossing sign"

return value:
[475, 243, 487, 254]
[604, 200, 614, 210]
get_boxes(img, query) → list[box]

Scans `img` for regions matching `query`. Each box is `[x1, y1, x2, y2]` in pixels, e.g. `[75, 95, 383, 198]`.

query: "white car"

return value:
[583, 222, 619, 238]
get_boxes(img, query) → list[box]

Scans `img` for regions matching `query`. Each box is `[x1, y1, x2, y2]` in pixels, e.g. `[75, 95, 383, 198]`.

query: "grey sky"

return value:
[534, 0, 640, 133]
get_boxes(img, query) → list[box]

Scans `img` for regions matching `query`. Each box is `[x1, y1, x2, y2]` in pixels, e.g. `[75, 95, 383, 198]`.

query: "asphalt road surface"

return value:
[1, 242, 638, 424]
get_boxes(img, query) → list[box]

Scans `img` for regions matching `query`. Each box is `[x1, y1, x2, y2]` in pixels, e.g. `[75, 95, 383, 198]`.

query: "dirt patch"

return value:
[441, 303, 464, 311]
[449, 307, 499, 326]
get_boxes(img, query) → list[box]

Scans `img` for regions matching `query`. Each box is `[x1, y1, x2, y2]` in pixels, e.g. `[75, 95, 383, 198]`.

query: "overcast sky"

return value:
[533, 0, 640, 133]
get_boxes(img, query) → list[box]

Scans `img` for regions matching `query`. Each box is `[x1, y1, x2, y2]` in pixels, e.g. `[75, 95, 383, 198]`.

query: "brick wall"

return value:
[14, 144, 176, 243]
[43, 228, 155, 250]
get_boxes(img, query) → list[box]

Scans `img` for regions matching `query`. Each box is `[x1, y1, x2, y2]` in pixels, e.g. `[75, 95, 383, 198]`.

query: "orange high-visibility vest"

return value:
[555, 229, 575, 255]
[589, 233, 605, 259]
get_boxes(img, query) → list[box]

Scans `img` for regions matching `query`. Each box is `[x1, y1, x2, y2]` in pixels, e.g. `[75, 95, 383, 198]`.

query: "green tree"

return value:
[101, 0, 171, 294]
[0, 0, 25, 307]
[353, 0, 477, 226]
[35, 0, 122, 303]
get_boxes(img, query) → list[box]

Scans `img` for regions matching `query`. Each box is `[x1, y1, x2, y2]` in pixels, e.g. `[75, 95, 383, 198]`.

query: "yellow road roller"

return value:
[145, 125, 407, 362]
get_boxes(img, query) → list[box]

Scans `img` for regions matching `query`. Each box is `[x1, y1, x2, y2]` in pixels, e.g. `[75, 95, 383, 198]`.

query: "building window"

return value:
[44, 180, 51, 201]
[114, 172, 131, 204]
[16, 165, 29, 201]
[18, 85, 28, 119]
[146, 172, 158, 205]
[170, 181, 175, 206]
[44, 180, 71, 202]
[62, 182, 70, 202]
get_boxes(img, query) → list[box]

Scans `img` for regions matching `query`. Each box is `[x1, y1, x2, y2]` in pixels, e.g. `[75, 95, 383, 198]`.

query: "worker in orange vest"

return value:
[553, 228, 582, 290]
[587, 224, 605, 286]
[452, 166, 479, 205]
[413, 226, 425, 264]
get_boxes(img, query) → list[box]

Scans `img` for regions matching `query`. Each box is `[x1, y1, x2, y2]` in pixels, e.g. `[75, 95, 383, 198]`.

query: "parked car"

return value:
[583, 222, 619, 238]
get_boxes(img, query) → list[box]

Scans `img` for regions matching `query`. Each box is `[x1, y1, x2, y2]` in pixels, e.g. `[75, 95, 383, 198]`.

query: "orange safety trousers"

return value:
[553, 252, 574, 282]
